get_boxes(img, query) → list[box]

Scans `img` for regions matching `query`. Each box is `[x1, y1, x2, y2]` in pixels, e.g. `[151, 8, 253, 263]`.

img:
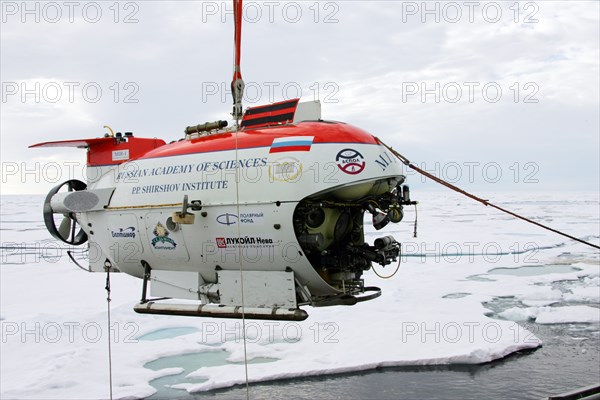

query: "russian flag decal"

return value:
[269, 136, 314, 153]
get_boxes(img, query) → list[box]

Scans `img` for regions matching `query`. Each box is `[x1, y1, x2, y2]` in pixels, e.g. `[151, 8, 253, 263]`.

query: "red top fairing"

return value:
[29, 121, 379, 166]
[139, 121, 378, 160]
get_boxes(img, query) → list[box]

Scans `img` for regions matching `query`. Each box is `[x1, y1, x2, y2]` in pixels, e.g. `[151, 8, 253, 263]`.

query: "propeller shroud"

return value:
[43, 179, 88, 246]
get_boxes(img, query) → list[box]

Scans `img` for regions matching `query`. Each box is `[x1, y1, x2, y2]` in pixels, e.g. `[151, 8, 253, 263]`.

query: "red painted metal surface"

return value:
[140, 121, 378, 160]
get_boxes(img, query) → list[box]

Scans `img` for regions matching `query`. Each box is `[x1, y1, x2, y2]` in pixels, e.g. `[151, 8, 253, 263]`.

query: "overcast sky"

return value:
[1, 0, 598, 194]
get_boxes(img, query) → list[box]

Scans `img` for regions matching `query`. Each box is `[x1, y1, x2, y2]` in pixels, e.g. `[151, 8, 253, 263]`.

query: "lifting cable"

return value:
[234, 121, 251, 400]
[376, 137, 600, 251]
[105, 268, 114, 400]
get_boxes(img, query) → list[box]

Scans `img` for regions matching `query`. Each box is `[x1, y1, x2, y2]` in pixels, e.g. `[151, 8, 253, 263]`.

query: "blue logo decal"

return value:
[216, 213, 238, 226]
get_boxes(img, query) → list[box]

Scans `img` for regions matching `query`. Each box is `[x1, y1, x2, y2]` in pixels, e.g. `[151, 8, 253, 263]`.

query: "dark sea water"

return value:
[143, 321, 599, 400]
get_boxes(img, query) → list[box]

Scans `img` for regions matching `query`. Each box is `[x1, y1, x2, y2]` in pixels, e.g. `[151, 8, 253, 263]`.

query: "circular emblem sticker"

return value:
[336, 148, 365, 175]
[269, 157, 303, 182]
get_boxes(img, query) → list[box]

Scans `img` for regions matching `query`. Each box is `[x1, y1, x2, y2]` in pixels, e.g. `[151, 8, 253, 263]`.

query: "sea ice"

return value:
[1, 192, 598, 398]
[535, 306, 600, 324]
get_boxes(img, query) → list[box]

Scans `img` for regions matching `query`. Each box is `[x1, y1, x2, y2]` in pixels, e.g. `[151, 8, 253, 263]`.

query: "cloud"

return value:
[1, 1, 598, 193]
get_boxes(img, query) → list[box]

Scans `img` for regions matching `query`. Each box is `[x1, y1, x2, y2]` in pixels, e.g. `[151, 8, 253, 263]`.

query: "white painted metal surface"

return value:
[218, 270, 297, 308]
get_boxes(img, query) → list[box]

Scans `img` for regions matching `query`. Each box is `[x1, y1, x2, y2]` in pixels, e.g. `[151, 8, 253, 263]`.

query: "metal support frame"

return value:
[141, 261, 151, 303]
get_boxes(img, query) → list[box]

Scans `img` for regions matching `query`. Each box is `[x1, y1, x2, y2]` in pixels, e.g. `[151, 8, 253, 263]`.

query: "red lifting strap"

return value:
[231, 0, 245, 123]
[233, 0, 243, 82]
